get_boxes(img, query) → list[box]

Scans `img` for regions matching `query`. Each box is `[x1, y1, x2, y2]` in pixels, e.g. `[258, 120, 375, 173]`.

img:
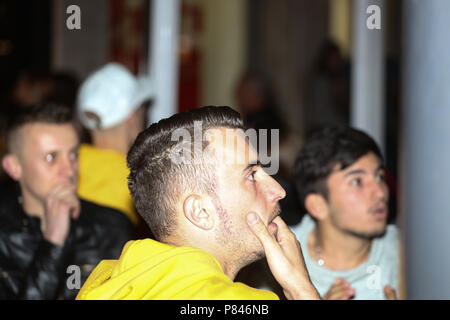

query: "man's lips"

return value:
[370, 203, 388, 218]
[267, 205, 282, 237]
[268, 204, 282, 224]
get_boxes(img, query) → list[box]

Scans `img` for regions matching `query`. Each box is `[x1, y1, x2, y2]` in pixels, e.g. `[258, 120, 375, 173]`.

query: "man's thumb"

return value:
[247, 212, 260, 226]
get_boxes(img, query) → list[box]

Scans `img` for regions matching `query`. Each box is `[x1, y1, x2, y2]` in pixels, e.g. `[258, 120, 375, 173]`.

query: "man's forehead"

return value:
[20, 122, 78, 150]
[331, 152, 382, 177]
[206, 127, 258, 168]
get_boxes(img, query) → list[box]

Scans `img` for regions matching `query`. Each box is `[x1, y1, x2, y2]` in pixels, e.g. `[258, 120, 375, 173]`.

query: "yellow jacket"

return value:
[77, 143, 139, 225]
[76, 238, 279, 300]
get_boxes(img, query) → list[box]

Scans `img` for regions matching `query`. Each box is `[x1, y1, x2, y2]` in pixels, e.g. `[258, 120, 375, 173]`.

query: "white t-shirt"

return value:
[290, 214, 400, 300]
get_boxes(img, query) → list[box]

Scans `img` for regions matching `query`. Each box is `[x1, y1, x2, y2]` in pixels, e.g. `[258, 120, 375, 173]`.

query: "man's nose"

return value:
[262, 174, 287, 204]
[60, 158, 77, 179]
[372, 178, 388, 200]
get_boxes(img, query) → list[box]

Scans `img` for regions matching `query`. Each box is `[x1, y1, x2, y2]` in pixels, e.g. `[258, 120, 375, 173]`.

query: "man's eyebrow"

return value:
[344, 169, 366, 177]
[344, 164, 385, 177]
[242, 160, 262, 174]
[70, 144, 80, 153]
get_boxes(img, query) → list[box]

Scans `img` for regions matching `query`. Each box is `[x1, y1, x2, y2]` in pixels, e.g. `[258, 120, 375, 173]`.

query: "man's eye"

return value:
[248, 171, 257, 182]
[375, 172, 385, 182]
[45, 153, 55, 163]
[350, 177, 362, 187]
[69, 152, 79, 161]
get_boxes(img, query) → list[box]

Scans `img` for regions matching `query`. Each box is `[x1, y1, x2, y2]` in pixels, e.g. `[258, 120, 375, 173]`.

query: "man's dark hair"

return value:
[127, 106, 244, 240]
[4, 102, 76, 153]
[294, 125, 384, 210]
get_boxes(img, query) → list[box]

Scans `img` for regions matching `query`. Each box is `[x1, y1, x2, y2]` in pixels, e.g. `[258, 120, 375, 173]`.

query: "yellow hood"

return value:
[76, 238, 278, 300]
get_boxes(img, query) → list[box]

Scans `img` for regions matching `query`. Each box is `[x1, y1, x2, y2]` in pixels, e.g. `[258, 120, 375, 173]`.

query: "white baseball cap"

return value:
[77, 63, 154, 130]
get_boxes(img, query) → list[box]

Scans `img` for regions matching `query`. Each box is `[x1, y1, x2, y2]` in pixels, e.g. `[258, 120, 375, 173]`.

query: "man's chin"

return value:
[370, 228, 388, 239]
[240, 248, 265, 270]
[252, 249, 266, 263]
[349, 227, 387, 239]
[252, 237, 267, 259]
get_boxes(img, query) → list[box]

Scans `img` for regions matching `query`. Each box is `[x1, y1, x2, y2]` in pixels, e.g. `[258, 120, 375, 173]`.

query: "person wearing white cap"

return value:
[76, 63, 153, 227]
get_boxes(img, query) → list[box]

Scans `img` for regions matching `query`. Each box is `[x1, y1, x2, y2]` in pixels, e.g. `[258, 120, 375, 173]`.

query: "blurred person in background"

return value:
[76, 63, 153, 229]
[0, 69, 84, 181]
[6, 69, 54, 108]
[0, 69, 54, 167]
[46, 71, 80, 110]
[7, 70, 79, 108]
[304, 40, 350, 134]
[291, 125, 401, 300]
[2, 69, 80, 110]
[0, 103, 134, 299]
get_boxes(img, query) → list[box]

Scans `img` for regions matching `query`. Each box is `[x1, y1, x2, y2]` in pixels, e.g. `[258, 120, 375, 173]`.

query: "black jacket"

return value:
[0, 183, 135, 300]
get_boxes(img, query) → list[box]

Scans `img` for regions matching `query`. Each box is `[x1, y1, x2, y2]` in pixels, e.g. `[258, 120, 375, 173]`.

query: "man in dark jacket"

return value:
[0, 103, 135, 299]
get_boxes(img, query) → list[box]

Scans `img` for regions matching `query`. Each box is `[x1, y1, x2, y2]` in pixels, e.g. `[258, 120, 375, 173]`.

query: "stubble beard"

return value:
[213, 194, 282, 268]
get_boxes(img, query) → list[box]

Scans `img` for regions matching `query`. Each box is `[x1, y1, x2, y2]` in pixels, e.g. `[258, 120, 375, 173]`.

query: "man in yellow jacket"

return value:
[77, 63, 153, 226]
[77, 106, 319, 300]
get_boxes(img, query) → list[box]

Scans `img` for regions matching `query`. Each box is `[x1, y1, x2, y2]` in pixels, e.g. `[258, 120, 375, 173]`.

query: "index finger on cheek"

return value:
[247, 213, 280, 252]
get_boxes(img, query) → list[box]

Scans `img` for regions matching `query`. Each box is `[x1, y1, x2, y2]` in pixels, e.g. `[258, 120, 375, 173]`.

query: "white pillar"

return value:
[350, 0, 385, 153]
[401, 0, 450, 299]
[148, 0, 181, 123]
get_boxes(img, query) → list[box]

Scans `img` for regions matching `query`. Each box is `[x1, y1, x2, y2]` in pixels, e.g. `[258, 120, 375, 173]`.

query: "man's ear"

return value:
[305, 193, 329, 221]
[2, 154, 22, 181]
[183, 194, 214, 231]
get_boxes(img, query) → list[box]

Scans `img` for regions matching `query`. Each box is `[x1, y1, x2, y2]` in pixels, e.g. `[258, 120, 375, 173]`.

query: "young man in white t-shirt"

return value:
[290, 125, 402, 300]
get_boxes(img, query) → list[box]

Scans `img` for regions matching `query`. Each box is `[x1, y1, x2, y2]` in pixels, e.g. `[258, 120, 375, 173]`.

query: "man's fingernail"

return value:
[247, 213, 259, 226]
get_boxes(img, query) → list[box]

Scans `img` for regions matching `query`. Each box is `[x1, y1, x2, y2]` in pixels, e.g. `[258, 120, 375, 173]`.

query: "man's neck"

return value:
[216, 255, 243, 281]
[91, 128, 129, 155]
[311, 222, 372, 270]
[209, 244, 259, 281]
[166, 235, 243, 281]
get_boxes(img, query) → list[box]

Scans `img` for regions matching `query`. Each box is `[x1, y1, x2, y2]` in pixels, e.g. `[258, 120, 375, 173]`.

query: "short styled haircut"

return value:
[294, 125, 384, 209]
[4, 102, 76, 153]
[127, 106, 244, 240]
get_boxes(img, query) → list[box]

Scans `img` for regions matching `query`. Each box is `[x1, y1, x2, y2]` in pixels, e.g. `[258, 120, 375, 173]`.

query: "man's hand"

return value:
[384, 285, 398, 300]
[42, 184, 80, 246]
[323, 278, 355, 300]
[246, 212, 320, 300]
